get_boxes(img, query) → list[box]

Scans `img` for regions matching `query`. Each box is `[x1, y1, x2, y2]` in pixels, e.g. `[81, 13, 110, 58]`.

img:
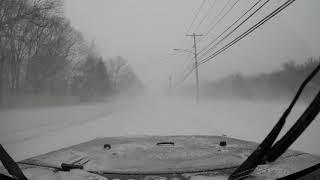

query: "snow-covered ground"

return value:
[1, 95, 319, 162]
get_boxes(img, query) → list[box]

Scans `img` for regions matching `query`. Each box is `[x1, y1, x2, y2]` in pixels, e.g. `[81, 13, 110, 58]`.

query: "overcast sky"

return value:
[64, 0, 320, 91]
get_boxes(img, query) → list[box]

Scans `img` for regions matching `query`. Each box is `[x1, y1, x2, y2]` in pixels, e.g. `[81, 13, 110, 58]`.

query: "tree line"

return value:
[0, 0, 142, 107]
[200, 57, 320, 101]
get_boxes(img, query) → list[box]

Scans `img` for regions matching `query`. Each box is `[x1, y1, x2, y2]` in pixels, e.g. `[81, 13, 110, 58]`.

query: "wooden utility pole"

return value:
[186, 33, 202, 103]
[169, 75, 172, 90]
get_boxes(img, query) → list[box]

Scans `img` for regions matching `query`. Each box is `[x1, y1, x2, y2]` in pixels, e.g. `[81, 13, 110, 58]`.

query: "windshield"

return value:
[1, 0, 320, 179]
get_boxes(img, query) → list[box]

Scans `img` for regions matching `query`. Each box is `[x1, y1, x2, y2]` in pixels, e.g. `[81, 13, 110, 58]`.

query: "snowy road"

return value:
[1, 95, 320, 162]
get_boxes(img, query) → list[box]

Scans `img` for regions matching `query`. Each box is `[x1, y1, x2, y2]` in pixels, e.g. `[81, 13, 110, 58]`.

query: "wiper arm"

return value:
[0, 144, 28, 180]
[229, 61, 320, 180]
[228, 103, 287, 180]
[264, 89, 320, 162]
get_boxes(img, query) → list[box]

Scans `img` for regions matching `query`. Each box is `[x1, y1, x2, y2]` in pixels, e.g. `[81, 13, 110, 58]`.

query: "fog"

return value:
[64, 0, 320, 90]
[1, 0, 320, 176]
[1, 95, 320, 162]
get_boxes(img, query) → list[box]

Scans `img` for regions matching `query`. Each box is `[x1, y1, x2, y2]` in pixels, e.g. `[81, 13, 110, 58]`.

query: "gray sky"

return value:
[64, 0, 320, 91]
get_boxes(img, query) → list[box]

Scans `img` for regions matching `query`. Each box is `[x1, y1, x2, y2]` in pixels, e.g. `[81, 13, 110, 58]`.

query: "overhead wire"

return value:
[176, 0, 236, 83]
[197, 0, 265, 58]
[174, 0, 250, 87]
[198, 0, 271, 59]
[192, 0, 218, 33]
[185, 0, 207, 34]
[175, 0, 235, 81]
[199, 0, 296, 65]
[170, 0, 207, 83]
[196, 0, 240, 44]
[175, 0, 259, 87]
[174, 0, 297, 87]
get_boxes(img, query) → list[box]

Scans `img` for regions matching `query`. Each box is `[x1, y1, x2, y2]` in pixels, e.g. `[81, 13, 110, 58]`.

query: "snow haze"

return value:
[1, 1, 320, 177]
[1, 95, 319, 162]
[64, 0, 320, 89]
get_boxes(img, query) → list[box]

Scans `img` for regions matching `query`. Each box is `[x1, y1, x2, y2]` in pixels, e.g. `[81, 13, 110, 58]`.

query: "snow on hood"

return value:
[1, 136, 318, 179]
[23, 168, 108, 180]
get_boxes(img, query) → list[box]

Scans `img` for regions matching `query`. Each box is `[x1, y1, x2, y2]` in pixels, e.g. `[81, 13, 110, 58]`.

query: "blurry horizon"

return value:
[64, 0, 320, 92]
[1, 0, 320, 172]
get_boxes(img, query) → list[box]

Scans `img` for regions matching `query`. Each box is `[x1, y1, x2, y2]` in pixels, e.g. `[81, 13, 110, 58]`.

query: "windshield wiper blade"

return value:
[228, 108, 287, 180]
[229, 61, 320, 180]
[264, 89, 320, 162]
[0, 144, 28, 180]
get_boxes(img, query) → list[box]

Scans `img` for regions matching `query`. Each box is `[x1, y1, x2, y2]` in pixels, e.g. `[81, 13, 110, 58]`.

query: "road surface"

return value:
[1, 95, 319, 162]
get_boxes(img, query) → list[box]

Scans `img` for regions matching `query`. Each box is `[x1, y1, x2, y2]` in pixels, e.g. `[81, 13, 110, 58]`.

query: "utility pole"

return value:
[186, 33, 202, 103]
[169, 75, 172, 90]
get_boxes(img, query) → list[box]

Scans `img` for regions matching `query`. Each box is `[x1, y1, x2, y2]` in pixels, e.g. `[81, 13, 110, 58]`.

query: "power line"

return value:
[198, 0, 271, 59]
[185, 0, 207, 34]
[171, 52, 193, 82]
[186, 33, 203, 102]
[173, 55, 202, 88]
[197, 0, 240, 44]
[174, 0, 242, 87]
[167, 0, 206, 69]
[174, 0, 297, 87]
[171, 0, 207, 87]
[172, 65, 195, 88]
[192, 0, 217, 33]
[170, 0, 206, 82]
[199, 0, 296, 65]
[176, 0, 237, 84]
[197, 0, 265, 58]
[175, 0, 261, 87]
[173, 0, 237, 85]
[181, 53, 193, 69]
